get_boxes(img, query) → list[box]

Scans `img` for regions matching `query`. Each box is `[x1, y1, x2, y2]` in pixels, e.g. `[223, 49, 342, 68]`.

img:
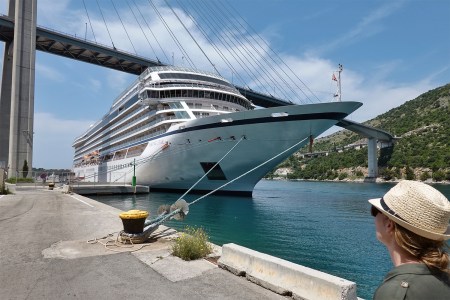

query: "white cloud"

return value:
[36, 63, 65, 82]
[309, 0, 405, 55]
[89, 78, 102, 92]
[33, 112, 93, 169]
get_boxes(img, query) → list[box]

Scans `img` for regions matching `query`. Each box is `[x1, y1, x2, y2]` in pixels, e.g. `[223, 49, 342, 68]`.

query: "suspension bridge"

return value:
[0, 0, 393, 180]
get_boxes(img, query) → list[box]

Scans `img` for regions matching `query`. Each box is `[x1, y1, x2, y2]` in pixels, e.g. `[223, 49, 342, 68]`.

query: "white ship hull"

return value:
[74, 101, 361, 196]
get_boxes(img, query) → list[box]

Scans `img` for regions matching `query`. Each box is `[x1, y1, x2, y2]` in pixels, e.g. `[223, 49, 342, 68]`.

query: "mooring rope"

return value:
[175, 135, 245, 202]
[188, 136, 309, 206]
[87, 231, 150, 252]
[93, 136, 309, 248]
[144, 136, 310, 228]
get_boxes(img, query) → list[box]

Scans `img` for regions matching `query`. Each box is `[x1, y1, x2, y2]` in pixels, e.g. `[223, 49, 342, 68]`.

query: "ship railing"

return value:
[144, 65, 221, 79]
[74, 113, 173, 158]
[75, 109, 152, 156]
[143, 82, 239, 94]
[98, 128, 167, 157]
[4, 171, 76, 189]
[101, 116, 175, 148]
[68, 172, 129, 187]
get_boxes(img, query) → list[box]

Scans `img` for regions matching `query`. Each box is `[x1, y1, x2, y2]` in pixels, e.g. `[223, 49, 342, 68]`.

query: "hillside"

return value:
[270, 83, 450, 182]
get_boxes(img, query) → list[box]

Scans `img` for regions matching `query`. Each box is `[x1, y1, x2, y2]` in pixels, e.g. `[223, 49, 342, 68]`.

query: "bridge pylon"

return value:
[0, 0, 37, 178]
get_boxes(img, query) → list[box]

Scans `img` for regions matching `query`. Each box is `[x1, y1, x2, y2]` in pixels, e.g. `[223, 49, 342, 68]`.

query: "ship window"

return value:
[150, 91, 159, 98]
[174, 111, 190, 119]
[158, 72, 234, 88]
[200, 162, 227, 180]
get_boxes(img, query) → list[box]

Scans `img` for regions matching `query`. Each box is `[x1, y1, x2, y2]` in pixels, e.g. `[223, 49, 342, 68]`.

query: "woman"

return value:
[369, 180, 450, 299]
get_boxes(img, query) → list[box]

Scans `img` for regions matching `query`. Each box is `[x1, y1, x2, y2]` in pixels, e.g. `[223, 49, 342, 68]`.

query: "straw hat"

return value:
[369, 180, 450, 241]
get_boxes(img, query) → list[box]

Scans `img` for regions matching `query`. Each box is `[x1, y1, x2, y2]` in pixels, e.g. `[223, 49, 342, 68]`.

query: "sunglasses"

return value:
[371, 206, 380, 217]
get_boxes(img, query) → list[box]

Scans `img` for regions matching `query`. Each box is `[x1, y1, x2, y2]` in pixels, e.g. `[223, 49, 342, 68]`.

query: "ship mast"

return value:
[337, 64, 343, 102]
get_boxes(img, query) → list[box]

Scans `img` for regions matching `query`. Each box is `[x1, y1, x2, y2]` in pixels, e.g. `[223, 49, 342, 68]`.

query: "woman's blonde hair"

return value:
[394, 223, 449, 273]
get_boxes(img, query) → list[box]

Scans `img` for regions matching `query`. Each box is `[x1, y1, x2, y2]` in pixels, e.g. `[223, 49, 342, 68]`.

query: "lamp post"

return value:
[132, 158, 136, 187]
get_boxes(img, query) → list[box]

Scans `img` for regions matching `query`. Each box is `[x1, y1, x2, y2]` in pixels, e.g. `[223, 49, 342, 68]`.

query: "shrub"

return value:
[420, 172, 430, 181]
[5, 177, 34, 184]
[338, 172, 348, 180]
[22, 160, 29, 178]
[432, 170, 445, 182]
[380, 168, 393, 180]
[0, 186, 10, 195]
[355, 170, 364, 177]
[172, 226, 213, 261]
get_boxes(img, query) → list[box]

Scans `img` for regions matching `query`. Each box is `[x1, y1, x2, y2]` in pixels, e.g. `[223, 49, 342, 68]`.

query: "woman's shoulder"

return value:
[373, 265, 449, 300]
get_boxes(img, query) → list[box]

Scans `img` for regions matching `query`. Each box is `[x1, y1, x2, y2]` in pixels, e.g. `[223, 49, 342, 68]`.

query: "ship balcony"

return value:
[74, 115, 184, 158]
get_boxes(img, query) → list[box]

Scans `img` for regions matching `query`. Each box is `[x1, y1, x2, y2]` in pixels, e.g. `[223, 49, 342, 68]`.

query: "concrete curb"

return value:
[218, 243, 357, 300]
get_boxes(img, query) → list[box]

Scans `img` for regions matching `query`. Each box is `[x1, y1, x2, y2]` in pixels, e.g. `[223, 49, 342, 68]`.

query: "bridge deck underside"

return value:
[36, 35, 148, 75]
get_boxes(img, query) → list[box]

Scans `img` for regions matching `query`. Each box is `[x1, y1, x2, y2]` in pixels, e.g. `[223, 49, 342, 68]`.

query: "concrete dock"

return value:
[0, 186, 359, 300]
[0, 187, 286, 300]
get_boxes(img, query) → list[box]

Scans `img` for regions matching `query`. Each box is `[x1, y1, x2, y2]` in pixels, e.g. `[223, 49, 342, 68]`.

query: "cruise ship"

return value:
[72, 66, 361, 196]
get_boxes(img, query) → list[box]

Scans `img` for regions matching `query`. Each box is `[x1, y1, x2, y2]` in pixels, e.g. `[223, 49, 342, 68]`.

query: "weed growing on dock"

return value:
[172, 226, 213, 261]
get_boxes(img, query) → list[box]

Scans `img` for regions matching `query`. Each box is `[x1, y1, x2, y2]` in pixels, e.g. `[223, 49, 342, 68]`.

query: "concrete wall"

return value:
[218, 243, 357, 300]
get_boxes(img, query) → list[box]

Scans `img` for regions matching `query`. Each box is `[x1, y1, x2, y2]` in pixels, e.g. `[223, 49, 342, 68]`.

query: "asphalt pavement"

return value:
[0, 187, 285, 300]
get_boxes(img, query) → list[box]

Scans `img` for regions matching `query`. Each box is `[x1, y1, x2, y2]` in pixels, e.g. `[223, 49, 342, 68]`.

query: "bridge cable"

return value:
[81, 0, 97, 43]
[131, 0, 170, 64]
[185, 0, 272, 95]
[126, 0, 159, 61]
[226, 3, 321, 103]
[146, 0, 195, 68]
[175, 0, 247, 86]
[184, 0, 261, 85]
[189, 0, 277, 97]
[213, 1, 298, 104]
[163, 0, 221, 75]
[229, 4, 319, 104]
[95, 0, 116, 49]
[110, 0, 137, 55]
[204, 0, 294, 103]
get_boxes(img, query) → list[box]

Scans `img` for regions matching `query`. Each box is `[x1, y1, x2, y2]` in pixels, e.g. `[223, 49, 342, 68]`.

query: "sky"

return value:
[0, 0, 449, 169]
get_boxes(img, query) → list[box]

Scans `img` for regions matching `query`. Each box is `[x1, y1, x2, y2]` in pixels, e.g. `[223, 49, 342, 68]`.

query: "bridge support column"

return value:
[367, 138, 378, 178]
[5, 0, 37, 178]
[0, 1, 15, 170]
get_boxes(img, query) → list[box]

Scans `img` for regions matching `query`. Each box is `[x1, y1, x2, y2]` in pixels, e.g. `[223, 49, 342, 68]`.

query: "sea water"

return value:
[91, 180, 450, 299]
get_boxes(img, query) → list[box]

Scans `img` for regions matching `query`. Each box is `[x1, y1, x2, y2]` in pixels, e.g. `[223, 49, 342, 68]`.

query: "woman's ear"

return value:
[384, 218, 395, 235]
